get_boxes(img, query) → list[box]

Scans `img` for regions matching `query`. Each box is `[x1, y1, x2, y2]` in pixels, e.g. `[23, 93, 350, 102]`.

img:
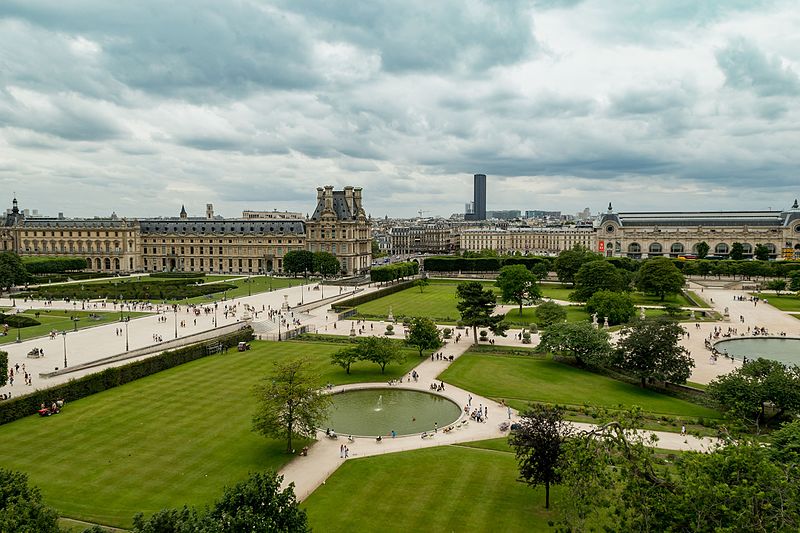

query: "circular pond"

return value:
[714, 337, 800, 365]
[323, 388, 461, 437]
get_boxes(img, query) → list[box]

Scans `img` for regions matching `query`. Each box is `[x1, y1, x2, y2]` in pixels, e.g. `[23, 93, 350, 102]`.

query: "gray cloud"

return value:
[716, 38, 800, 97]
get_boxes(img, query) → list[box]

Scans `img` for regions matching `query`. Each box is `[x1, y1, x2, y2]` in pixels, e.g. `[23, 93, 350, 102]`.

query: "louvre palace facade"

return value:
[1, 186, 372, 276]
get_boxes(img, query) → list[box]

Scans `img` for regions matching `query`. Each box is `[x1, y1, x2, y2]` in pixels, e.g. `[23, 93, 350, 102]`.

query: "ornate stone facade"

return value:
[3, 187, 372, 275]
[598, 201, 800, 259]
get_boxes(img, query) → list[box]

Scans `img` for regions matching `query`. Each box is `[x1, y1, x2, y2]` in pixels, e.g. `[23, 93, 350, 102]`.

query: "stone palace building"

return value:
[1, 186, 372, 276]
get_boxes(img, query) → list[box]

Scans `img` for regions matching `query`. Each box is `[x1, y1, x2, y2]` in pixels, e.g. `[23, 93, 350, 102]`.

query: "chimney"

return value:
[353, 187, 363, 213]
[317, 187, 324, 202]
[206, 204, 214, 219]
[344, 186, 354, 214]
[324, 185, 334, 211]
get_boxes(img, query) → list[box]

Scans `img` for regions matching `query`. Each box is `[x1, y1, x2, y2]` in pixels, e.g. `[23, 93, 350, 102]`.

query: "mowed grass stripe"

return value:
[0, 339, 422, 528]
[303, 445, 560, 532]
[438, 352, 719, 419]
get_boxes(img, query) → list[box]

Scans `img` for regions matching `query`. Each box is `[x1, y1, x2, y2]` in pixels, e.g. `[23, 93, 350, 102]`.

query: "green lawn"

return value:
[685, 290, 712, 308]
[439, 351, 719, 419]
[0, 339, 422, 528]
[0, 309, 149, 345]
[628, 291, 692, 307]
[538, 283, 574, 301]
[503, 305, 590, 327]
[304, 443, 564, 532]
[355, 280, 496, 323]
[756, 293, 800, 312]
[181, 275, 315, 304]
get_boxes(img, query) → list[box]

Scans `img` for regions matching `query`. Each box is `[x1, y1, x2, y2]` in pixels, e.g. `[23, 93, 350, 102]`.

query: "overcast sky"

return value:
[1, 1, 799, 219]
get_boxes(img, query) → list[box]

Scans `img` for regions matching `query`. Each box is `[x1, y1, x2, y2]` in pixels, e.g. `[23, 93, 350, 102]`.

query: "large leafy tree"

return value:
[330, 345, 362, 375]
[534, 301, 567, 328]
[754, 243, 770, 261]
[0, 469, 61, 533]
[695, 241, 710, 259]
[615, 318, 694, 387]
[730, 242, 745, 260]
[252, 359, 332, 453]
[538, 321, 612, 367]
[509, 405, 572, 509]
[636, 257, 685, 301]
[313, 251, 340, 278]
[358, 336, 405, 373]
[0, 252, 28, 291]
[282, 250, 314, 277]
[495, 264, 541, 315]
[707, 358, 800, 432]
[571, 260, 625, 301]
[585, 290, 635, 325]
[406, 317, 442, 357]
[456, 281, 509, 345]
[554, 245, 599, 285]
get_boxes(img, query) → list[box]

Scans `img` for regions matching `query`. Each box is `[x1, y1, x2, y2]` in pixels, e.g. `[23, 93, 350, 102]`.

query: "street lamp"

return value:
[62, 331, 68, 368]
[214, 303, 218, 327]
[173, 305, 178, 339]
[124, 317, 130, 351]
[248, 274, 252, 297]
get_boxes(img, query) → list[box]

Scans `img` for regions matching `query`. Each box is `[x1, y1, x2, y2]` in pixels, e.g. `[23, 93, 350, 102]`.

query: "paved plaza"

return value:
[2, 278, 799, 504]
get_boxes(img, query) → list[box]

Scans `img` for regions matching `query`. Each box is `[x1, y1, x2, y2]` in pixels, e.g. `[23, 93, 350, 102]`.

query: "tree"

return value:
[571, 260, 625, 301]
[456, 281, 509, 345]
[0, 252, 28, 291]
[282, 250, 314, 277]
[371, 239, 386, 258]
[730, 242, 745, 260]
[585, 290, 635, 325]
[495, 264, 541, 315]
[554, 245, 599, 285]
[330, 346, 361, 374]
[695, 241, 710, 259]
[767, 279, 787, 294]
[313, 251, 340, 278]
[132, 471, 309, 533]
[537, 321, 612, 367]
[204, 471, 309, 532]
[534, 301, 567, 328]
[755, 243, 770, 261]
[415, 277, 429, 293]
[636, 257, 685, 301]
[358, 336, 405, 373]
[707, 358, 800, 432]
[0, 469, 61, 533]
[790, 272, 800, 291]
[509, 405, 572, 509]
[615, 318, 694, 387]
[0, 351, 7, 387]
[406, 317, 442, 357]
[252, 359, 332, 453]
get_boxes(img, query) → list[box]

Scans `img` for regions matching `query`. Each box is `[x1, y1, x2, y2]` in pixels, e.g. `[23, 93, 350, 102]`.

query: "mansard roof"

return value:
[599, 210, 793, 228]
[139, 219, 305, 235]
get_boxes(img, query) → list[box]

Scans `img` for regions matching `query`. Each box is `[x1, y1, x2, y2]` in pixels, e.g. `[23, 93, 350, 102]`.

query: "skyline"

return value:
[2, 1, 799, 218]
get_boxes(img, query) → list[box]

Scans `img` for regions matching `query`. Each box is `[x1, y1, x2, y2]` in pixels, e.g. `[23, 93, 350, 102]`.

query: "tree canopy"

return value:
[282, 250, 314, 276]
[0, 252, 28, 290]
[509, 404, 572, 509]
[456, 281, 508, 344]
[357, 336, 405, 373]
[635, 257, 685, 301]
[313, 252, 341, 277]
[537, 321, 612, 367]
[534, 301, 567, 328]
[571, 260, 626, 301]
[554, 245, 600, 285]
[0, 468, 61, 533]
[495, 264, 541, 315]
[695, 241, 710, 259]
[252, 359, 332, 453]
[585, 290, 635, 326]
[615, 318, 694, 387]
[405, 317, 442, 357]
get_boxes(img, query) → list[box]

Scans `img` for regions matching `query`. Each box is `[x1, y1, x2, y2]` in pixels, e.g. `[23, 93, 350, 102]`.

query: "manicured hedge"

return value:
[21, 257, 88, 274]
[21, 279, 236, 301]
[424, 256, 544, 272]
[0, 327, 254, 426]
[149, 272, 206, 279]
[331, 280, 416, 312]
[29, 272, 119, 284]
[370, 262, 419, 283]
[0, 314, 40, 328]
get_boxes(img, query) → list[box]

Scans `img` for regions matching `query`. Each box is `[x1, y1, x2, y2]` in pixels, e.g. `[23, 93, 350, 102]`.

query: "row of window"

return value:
[622, 242, 779, 254]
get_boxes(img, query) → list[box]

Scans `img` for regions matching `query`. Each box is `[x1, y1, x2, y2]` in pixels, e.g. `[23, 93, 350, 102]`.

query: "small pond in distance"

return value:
[714, 337, 800, 366]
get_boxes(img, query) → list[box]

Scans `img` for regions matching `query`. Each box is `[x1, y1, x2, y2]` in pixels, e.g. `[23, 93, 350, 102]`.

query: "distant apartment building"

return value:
[460, 226, 597, 256]
[487, 210, 521, 220]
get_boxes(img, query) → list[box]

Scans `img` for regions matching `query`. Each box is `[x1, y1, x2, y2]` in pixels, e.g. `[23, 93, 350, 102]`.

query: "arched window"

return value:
[715, 243, 729, 255]
[104, 258, 111, 270]
[766, 243, 777, 254]
[649, 243, 663, 254]
[86, 258, 92, 269]
[628, 243, 641, 253]
[114, 258, 120, 270]
[670, 243, 684, 254]
[741, 243, 753, 254]
[95, 258, 102, 270]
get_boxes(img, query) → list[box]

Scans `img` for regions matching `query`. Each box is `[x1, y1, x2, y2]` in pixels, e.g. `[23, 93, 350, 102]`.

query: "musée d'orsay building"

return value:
[1, 186, 372, 276]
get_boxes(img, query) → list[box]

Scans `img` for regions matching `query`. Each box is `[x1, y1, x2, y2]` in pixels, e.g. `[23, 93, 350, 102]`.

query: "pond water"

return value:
[323, 388, 462, 437]
[714, 337, 800, 366]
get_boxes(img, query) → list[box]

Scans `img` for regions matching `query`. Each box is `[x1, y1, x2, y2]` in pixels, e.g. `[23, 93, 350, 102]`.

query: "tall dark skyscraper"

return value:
[473, 173, 486, 220]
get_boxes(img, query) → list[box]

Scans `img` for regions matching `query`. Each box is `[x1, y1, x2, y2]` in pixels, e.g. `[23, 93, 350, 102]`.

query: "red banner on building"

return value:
[598, 241, 605, 252]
